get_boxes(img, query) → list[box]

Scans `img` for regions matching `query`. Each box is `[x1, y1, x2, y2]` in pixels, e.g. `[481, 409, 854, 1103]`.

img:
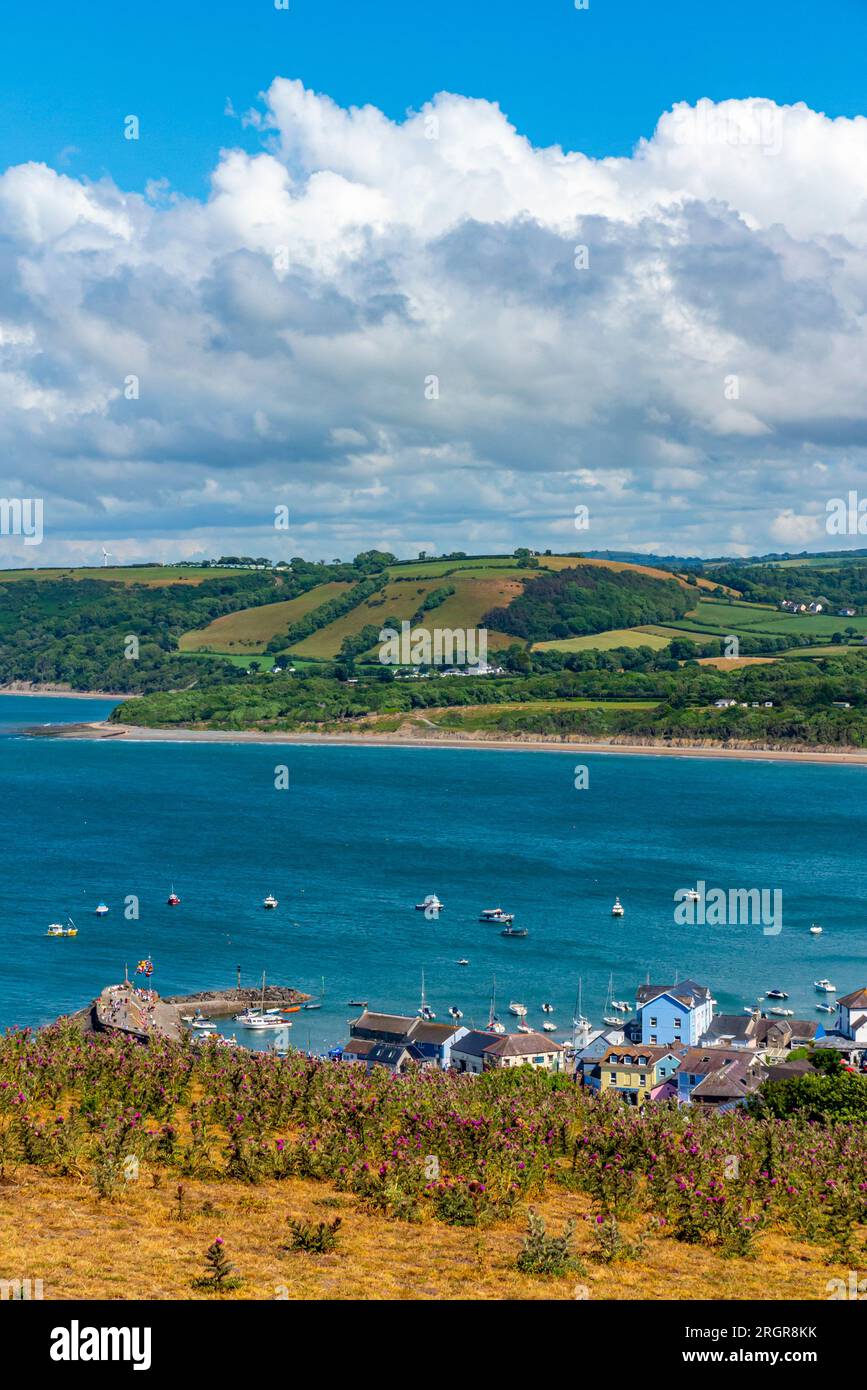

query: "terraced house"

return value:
[598, 1044, 682, 1105]
[635, 980, 713, 1047]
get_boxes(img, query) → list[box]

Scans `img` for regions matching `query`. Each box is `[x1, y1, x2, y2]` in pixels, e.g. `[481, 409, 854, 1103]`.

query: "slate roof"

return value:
[636, 979, 711, 1009]
[838, 987, 867, 1009]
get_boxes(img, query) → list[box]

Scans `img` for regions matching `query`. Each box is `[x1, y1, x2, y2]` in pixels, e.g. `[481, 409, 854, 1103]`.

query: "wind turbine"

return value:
[101, 547, 112, 568]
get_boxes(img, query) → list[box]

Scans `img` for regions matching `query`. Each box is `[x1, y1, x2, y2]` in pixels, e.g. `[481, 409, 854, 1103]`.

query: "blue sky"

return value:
[2, 0, 865, 196]
[2, 0, 867, 563]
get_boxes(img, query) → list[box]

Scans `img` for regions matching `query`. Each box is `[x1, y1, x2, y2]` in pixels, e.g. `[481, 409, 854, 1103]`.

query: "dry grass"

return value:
[0, 1166, 848, 1302]
[178, 583, 351, 653]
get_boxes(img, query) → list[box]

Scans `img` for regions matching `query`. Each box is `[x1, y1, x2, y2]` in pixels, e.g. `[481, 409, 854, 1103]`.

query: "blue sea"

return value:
[1, 694, 866, 1051]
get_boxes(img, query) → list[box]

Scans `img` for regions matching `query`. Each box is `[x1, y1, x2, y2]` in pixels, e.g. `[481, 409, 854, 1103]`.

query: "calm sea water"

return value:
[2, 694, 866, 1051]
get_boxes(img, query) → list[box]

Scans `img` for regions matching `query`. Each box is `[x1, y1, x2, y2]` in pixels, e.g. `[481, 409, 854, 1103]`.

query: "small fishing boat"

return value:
[765, 989, 789, 1000]
[814, 978, 837, 993]
[542, 1021, 557, 1032]
[457, 958, 469, 966]
[480, 907, 514, 925]
[448, 1006, 463, 1020]
[541, 1002, 554, 1013]
[501, 925, 528, 937]
[611, 898, 624, 917]
[816, 1003, 835, 1014]
[95, 902, 109, 917]
[263, 894, 278, 910]
[303, 1002, 321, 1011]
[508, 1001, 527, 1016]
[809, 923, 823, 935]
[517, 1021, 532, 1034]
[611, 1000, 631, 1012]
[684, 888, 701, 902]
[769, 1007, 794, 1017]
[415, 894, 444, 913]
[603, 1014, 621, 1026]
[46, 922, 65, 937]
[190, 1017, 217, 1031]
[349, 999, 368, 1008]
[167, 886, 181, 907]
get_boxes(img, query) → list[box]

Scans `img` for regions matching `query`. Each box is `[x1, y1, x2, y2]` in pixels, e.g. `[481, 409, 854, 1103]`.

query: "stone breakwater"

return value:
[65, 982, 309, 1043]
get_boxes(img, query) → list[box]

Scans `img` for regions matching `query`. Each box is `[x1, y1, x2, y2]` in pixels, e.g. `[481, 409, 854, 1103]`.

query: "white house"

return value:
[835, 987, 867, 1043]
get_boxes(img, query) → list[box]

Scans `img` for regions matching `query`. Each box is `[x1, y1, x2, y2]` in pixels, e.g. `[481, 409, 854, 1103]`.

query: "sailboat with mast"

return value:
[602, 972, 620, 1027]
[235, 972, 291, 1029]
[487, 975, 506, 1034]
[417, 969, 436, 1021]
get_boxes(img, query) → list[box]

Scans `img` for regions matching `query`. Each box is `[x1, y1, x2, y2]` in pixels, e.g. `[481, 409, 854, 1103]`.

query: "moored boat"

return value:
[416, 894, 444, 913]
[263, 894, 278, 910]
[809, 923, 823, 935]
[501, 926, 528, 937]
[480, 907, 514, 925]
[765, 989, 788, 1000]
[814, 978, 837, 993]
[95, 902, 109, 917]
[167, 886, 181, 907]
[611, 898, 624, 917]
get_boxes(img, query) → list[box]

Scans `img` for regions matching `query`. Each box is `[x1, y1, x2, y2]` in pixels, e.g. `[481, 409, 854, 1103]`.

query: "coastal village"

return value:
[90, 973, 867, 1111]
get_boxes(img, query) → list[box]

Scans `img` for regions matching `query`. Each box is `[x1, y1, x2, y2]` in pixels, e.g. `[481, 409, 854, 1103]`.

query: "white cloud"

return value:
[2, 84, 867, 564]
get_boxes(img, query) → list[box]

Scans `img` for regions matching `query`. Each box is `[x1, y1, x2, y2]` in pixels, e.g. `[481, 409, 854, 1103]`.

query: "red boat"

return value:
[167, 886, 181, 906]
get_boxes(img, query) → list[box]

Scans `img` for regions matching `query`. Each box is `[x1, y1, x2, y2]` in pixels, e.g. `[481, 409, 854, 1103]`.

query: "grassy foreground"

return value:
[1, 1023, 864, 1300]
[0, 1166, 847, 1301]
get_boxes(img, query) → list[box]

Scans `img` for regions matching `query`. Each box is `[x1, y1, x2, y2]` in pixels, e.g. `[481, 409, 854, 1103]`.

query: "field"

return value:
[179, 583, 352, 653]
[533, 629, 672, 653]
[0, 566, 239, 587]
[668, 598, 867, 640]
[287, 573, 525, 659]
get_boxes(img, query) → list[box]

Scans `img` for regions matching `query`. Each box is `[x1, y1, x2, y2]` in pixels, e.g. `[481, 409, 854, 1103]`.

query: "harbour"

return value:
[3, 695, 867, 1053]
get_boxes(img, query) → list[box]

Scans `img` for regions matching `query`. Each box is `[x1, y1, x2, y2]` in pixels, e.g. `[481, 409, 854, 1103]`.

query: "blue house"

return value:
[635, 980, 713, 1047]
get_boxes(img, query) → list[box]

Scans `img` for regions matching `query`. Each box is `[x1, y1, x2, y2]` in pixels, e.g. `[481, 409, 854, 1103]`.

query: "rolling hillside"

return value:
[179, 582, 352, 654]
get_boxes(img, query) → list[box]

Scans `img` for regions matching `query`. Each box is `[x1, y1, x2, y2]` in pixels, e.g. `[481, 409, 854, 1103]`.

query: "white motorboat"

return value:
[768, 1007, 794, 1017]
[263, 894, 278, 910]
[611, 1000, 631, 1012]
[684, 888, 701, 902]
[239, 1014, 289, 1030]
[541, 1002, 554, 1013]
[508, 1001, 527, 1016]
[603, 1014, 621, 1026]
[95, 902, 109, 917]
[542, 1022, 557, 1032]
[765, 989, 789, 1000]
[816, 1003, 835, 1014]
[457, 958, 469, 966]
[517, 1021, 531, 1034]
[814, 978, 837, 993]
[416, 894, 444, 913]
[480, 907, 514, 925]
[809, 923, 823, 935]
[190, 1018, 217, 1031]
[448, 1006, 463, 1020]
[611, 898, 624, 917]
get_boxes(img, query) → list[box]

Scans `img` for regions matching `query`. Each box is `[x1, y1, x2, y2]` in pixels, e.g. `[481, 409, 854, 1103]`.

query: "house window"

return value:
[533, 1056, 544, 1065]
[650, 1035, 657, 1044]
[639, 1074, 646, 1085]
[649, 1017, 657, 1027]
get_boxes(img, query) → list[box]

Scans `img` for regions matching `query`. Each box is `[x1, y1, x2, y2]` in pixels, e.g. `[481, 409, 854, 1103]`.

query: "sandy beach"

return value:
[27, 719, 867, 766]
[0, 685, 136, 699]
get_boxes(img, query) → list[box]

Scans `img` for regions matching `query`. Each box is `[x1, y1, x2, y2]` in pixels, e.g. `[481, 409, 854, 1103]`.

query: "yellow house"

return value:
[598, 1044, 681, 1105]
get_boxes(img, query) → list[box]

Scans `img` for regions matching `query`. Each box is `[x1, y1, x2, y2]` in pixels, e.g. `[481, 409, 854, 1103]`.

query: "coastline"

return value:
[0, 684, 136, 699]
[29, 719, 867, 766]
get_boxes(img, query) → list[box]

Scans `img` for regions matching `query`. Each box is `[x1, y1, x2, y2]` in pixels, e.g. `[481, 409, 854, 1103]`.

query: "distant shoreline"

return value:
[0, 686, 134, 699]
[28, 720, 867, 766]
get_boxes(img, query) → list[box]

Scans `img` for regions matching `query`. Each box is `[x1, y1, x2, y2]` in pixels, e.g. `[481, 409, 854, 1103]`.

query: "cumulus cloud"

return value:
[1, 82, 867, 564]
